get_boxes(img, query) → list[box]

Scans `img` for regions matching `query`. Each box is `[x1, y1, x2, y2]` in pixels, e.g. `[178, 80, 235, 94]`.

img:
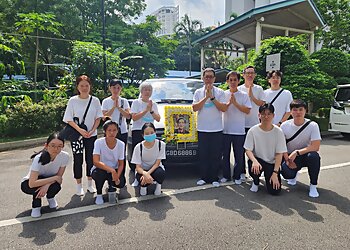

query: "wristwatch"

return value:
[296, 150, 301, 156]
[210, 97, 216, 101]
[273, 169, 279, 174]
[150, 111, 154, 114]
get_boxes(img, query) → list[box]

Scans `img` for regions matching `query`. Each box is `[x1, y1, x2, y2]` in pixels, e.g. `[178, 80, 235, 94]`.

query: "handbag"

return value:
[60, 96, 92, 141]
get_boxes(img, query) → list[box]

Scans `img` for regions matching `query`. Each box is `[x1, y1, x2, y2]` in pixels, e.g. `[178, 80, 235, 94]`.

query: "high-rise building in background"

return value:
[225, 0, 285, 21]
[152, 6, 179, 36]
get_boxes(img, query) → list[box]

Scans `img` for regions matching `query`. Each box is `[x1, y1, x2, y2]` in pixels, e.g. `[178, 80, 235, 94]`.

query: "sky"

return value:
[134, 0, 225, 28]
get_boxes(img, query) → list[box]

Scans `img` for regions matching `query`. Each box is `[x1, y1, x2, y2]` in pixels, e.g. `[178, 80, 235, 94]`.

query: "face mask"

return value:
[144, 133, 156, 142]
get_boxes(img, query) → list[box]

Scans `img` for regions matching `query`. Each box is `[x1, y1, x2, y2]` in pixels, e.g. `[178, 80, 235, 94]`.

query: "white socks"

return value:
[196, 179, 206, 186]
[154, 183, 162, 195]
[234, 179, 242, 185]
[47, 197, 58, 209]
[87, 180, 96, 193]
[240, 173, 247, 182]
[76, 184, 84, 196]
[309, 184, 319, 198]
[287, 173, 298, 186]
[212, 181, 220, 187]
[31, 207, 41, 218]
[131, 172, 139, 187]
[95, 194, 104, 205]
[250, 183, 259, 192]
[140, 187, 147, 196]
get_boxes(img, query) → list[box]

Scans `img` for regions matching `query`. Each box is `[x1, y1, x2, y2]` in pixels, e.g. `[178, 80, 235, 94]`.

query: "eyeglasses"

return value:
[204, 75, 215, 79]
[48, 144, 64, 149]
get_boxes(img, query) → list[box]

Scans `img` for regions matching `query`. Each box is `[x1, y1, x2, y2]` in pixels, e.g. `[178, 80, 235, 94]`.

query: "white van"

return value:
[329, 84, 350, 138]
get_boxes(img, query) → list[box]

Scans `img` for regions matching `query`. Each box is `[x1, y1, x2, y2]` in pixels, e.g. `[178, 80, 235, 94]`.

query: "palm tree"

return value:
[174, 14, 202, 76]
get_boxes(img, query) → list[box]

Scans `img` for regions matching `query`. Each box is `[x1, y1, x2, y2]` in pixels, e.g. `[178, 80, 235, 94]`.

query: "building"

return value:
[225, 0, 286, 22]
[152, 6, 179, 37]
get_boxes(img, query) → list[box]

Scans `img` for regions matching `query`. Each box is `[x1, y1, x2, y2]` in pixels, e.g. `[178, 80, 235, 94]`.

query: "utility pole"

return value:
[101, 0, 107, 93]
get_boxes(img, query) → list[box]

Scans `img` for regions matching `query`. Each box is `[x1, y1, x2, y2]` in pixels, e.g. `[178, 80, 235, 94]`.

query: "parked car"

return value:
[126, 78, 204, 166]
[329, 84, 350, 138]
[2, 75, 30, 81]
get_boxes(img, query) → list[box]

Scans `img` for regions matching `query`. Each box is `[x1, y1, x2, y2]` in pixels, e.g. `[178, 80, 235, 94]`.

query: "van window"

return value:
[336, 87, 350, 102]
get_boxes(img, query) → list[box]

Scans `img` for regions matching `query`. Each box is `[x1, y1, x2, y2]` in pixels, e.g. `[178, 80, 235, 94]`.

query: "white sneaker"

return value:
[234, 179, 242, 185]
[95, 195, 104, 205]
[31, 207, 41, 218]
[140, 187, 147, 196]
[154, 183, 162, 195]
[220, 177, 228, 183]
[309, 184, 319, 198]
[250, 183, 259, 192]
[76, 186, 84, 196]
[240, 173, 247, 182]
[87, 185, 96, 193]
[47, 197, 58, 209]
[196, 179, 206, 186]
[212, 181, 220, 187]
[287, 173, 298, 186]
[131, 179, 139, 187]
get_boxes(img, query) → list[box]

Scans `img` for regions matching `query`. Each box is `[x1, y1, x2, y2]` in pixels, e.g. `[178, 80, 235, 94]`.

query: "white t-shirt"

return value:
[63, 95, 104, 136]
[91, 138, 125, 172]
[264, 88, 293, 125]
[244, 124, 287, 164]
[281, 119, 322, 153]
[101, 97, 130, 134]
[193, 86, 225, 132]
[22, 151, 69, 182]
[223, 90, 252, 135]
[130, 99, 159, 131]
[131, 140, 166, 170]
[238, 84, 265, 128]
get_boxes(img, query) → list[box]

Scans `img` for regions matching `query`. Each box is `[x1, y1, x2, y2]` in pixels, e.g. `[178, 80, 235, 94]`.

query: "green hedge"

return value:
[0, 90, 45, 103]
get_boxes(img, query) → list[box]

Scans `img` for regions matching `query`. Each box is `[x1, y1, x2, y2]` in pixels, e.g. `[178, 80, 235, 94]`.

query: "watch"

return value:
[273, 170, 279, 174]
[150, 111, 154, 114]
[210, 97, 215, 101]
[296, 150, 300, 156]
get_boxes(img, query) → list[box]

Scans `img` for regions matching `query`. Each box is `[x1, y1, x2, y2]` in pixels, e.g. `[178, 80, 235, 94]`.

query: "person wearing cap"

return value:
[238, 66, 265, 181]
[102, 79, 131, 180]
[192, 68, 227, 187]
[244, 103, 287, 195]
[221, 71, 251, 184]
[264, 70, 293, 126]
[174, 116, 189, 134]
[280, 99, 321, 198]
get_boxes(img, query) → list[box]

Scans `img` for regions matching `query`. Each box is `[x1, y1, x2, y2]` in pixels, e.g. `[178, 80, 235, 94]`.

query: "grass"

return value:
[0, 132, 48, 143]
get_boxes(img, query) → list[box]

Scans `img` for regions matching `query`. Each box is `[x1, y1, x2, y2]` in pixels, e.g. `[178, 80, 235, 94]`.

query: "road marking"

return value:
[0, 162, 349, 228]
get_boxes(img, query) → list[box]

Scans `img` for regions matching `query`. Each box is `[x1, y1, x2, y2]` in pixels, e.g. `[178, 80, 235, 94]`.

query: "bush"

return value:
[0, 90, 45, 102]
[317, 107, 331, 119]
[121, 85, 139, 99]
[0, 114, 8, 135]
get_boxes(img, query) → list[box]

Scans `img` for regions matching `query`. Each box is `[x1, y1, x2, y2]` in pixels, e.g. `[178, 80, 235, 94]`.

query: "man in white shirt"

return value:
[193, 68, 227, 187]
[244, 103, 287, 195]
[280, 100, 321, 198]
[238, 66, 265, 181]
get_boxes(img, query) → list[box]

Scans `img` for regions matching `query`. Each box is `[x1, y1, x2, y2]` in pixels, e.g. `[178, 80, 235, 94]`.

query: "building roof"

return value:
[194, 0, 325, 49]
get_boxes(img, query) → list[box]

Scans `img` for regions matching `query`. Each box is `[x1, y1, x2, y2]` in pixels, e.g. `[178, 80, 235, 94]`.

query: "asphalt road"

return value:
[0, 134, 349, 249]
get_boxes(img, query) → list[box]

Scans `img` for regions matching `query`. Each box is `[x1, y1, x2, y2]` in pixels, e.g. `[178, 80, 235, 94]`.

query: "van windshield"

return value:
[336, 87, 350, 102]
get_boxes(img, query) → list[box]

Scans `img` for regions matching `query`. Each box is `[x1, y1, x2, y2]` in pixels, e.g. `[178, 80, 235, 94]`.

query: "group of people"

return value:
[21, 75, 165, 218]
[193, 67, 321, 199]
[20, 66, 322, 218]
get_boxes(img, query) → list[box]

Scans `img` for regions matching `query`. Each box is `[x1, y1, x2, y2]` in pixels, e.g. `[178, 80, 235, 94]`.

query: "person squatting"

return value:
[21, 71, 322, 218]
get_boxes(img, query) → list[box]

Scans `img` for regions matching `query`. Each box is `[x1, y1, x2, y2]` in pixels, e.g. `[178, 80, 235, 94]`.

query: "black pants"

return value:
[281, 152, 321, 185]
[91, 168, 126, 195]
[21, 178, 61, 208]
[248, 157, 281, 195]
[241, 127, 251, 175]
[222, 134, 245, 181]
[198, 131, 223, 183]
[117, 132, 127, 177]
[129, 130, 144, 171]
[71, 136, 97, 179]
[136, 167, 166, 187]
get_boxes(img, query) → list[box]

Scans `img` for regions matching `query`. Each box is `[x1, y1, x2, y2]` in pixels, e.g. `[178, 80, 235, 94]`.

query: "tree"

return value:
[314, 0, 350, 50]
[174, 14, 202, 75]
[0, 35, 25, 79]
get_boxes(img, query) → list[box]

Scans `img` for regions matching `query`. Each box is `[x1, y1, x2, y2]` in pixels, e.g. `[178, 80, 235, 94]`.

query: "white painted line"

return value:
[0, 162, 349, 228]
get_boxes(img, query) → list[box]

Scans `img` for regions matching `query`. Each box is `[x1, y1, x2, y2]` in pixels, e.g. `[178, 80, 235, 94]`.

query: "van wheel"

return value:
[341, 133, 350, 139]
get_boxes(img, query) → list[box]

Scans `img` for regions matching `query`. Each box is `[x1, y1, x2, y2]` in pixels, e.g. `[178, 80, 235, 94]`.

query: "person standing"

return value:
[238, 66, 265, 181]
[244, 103, 287, 195]
[63, 75, 103, 196]
[222, 71, 251, 184]
[193, 68, 226, 187]
[264, 70, 293, 126]
[21, 133, 69, 218]
[280, 99, 321, 197]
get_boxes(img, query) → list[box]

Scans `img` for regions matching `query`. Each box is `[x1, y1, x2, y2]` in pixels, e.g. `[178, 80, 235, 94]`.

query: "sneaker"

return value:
[287, 173, 298, 186]
[76, 187, 84, 196]
[220, 177, 228, 183]
[131, 179, 139, 187]
[154, 183, 162, 195]
[95, 195, 104, 205]
[250, 183, 259, 192]
[31, 207, 41, 218]
[87, 185, 96, 193]
[140, 187, 147, 196]
[309, 184, 319, 198]
[234, 179, 242, 185]
[240, 173, 247, 182]
[47, 197, 58, 209]
[196, 179, 206, 186]
[212, 181, 220, 187]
